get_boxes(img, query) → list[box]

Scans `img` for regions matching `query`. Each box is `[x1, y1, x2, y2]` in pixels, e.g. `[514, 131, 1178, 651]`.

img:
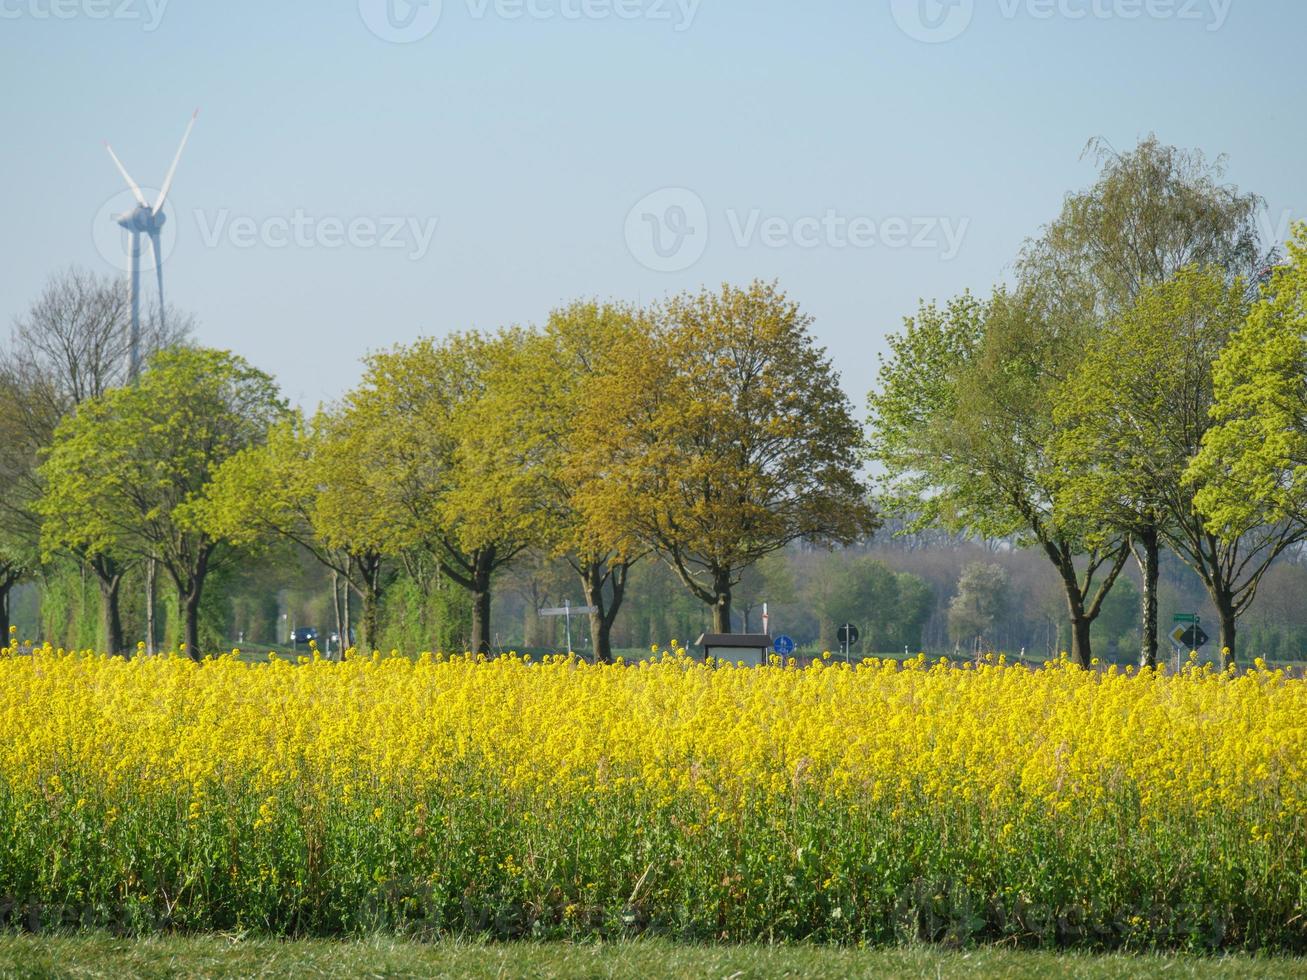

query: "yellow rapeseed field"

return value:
[0, 635, 1303, 950]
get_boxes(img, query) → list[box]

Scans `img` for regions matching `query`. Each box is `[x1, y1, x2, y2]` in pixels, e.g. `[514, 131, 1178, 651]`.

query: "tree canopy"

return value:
[577, 281, 877, 633]
[38, 347, 287, 658]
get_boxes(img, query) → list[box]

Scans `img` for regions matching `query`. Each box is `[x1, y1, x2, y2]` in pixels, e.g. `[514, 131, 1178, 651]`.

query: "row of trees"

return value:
[868, 136, 1307, 669]
[8, 136, 1307, 669]
[3, 280, 876, 661]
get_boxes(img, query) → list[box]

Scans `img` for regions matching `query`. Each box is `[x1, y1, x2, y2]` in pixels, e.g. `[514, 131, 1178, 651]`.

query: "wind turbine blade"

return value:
[154, 109, 198, 213]
[105, 142, 148, 207]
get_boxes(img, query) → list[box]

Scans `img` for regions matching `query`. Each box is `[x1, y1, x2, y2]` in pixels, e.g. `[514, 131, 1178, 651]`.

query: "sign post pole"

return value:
[564, 598, 572, 656]
[539, 601, 599, 659]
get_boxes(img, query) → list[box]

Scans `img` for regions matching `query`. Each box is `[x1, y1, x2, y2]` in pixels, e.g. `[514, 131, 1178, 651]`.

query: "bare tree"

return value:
[0, 267, 193, 652]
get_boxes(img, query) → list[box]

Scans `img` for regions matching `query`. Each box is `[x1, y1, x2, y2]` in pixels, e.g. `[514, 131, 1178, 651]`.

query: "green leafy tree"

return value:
[1, 268, 190, 652]
[1019, 135, 1263, 315]
[1030, 136, 1265, 667]
[1055, 267, 1245, 666]
[869, 290, 1128, 668]
[577, 281, 878, 634]
[948, 562, 1010, 652]
[1059, 266, 1294, 667]
[38, 348, 287, 658]
[331, 332, 535, 653]
[807, 555, 932, 653]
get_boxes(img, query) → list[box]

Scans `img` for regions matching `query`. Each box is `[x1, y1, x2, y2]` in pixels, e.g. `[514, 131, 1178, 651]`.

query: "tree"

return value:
[1188, 225, 1307, 663]
[0, 268, 191, 652]
[805, 554, 932, 652]
[577, 281, 877, 633]
[1028, 136, 1265, 667]
[38, 348, 287, 658]
[1059, 266, 1296, 668]
[0, 403, 36, 643]
[332, 332, 535, 653]
[0, 534, 23, 644]
[201, 412, 394, 653]
[1019, 135, 1263, 315]
[948, 562, 1010, 652]
[464, 302, 651, 662]
[1092, 577, 1140, 663]
[733, 553, 796, 634]
[869, 289, 1128, 668]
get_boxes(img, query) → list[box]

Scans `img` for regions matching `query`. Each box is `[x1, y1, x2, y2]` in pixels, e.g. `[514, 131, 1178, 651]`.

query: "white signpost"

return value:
[539, 598, 599, 656]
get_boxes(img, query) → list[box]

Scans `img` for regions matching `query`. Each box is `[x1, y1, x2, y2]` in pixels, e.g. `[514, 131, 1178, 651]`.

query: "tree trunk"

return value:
[96, 565, 125, 656]
[355, 554, 388, 653]
[711, 568, 732, 634]
[144, 558, 157, 655]
[1069, 612, 1093, 670]
[0, 579, 12, 648]
[579, 560, 629, 665]
[586, 613, 610, 664]
[361, 585, 380, 653]
[175, 548, 210, 662]
[1044, 540, 1124, 669]
[1135, 527, 1160, 669]
[464, 547, 497, 655]
[182, 586, 202, 662]
[331, 570, 343, 662]
[1217, 595, 1237, 670]
[341, 571, 352, 656]
[470, 585, 491, 654]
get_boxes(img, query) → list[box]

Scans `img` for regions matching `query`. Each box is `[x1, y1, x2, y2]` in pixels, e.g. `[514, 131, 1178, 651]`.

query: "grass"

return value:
[0, 935, 1303, 979]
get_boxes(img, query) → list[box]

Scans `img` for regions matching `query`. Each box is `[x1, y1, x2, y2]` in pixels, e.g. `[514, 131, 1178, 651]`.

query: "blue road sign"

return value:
[773, 635, 796, 656]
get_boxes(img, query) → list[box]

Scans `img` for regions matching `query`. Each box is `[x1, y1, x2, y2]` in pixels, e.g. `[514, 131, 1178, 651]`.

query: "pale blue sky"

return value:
[3, 0, 1303, 406]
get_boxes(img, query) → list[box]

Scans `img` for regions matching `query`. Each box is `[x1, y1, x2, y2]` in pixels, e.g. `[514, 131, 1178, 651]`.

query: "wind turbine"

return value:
[104, 109, 198, 380]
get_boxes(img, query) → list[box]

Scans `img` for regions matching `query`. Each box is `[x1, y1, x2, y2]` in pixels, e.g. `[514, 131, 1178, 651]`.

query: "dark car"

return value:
[292, 627, 319, 647]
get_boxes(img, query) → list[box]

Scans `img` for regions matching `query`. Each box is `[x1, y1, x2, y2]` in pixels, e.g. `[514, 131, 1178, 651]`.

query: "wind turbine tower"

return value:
[104, 110, 198, 380]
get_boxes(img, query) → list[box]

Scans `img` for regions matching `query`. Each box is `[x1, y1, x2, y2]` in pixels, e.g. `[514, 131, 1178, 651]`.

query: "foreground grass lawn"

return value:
[0, 936, 1302, 980]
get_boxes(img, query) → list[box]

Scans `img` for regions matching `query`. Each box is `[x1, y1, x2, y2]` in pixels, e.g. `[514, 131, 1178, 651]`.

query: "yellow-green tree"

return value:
[577, 282, 876, 634]
[38, 348, 287, 658]
[464, 300, 649, 661]
[333, 331, 535, 652]
[1188, 225, 1307, 661]
[200, 411, 392, 653]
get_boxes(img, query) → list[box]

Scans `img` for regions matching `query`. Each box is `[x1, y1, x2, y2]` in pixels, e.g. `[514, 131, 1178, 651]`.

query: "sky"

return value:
[3, 0, 1304, 408]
